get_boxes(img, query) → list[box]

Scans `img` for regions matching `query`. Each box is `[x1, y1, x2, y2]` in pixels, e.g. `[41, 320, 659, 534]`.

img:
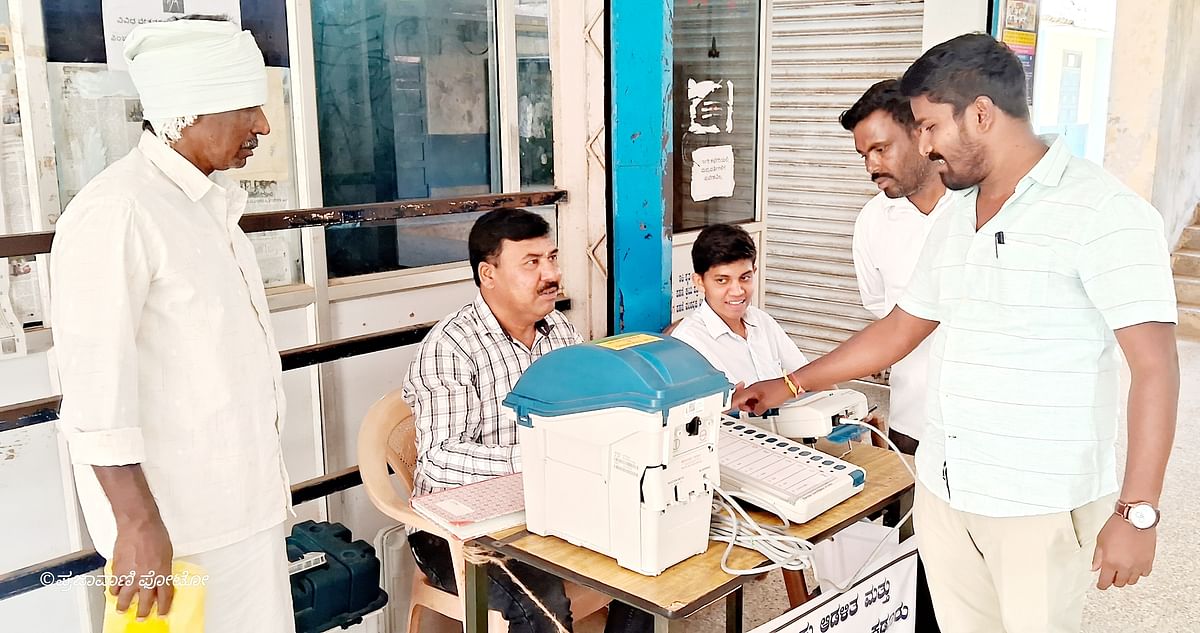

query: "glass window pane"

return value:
[40, 3, 303, 288]
[672, 0, 760, 231]
[517, 0, 553, 189]
[369, 205, 557, 271]
[1025, 0, 1116, 163]
[313, 0, 501, 279]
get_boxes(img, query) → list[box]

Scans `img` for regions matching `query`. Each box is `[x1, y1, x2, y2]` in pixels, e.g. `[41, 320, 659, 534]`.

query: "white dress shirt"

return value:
[671, 300, 808, 387]
[852, 189, 954, 440]
[51, 132, 290, 558]
[899, 138, 1177, 517]
[403, 294, 582, 497]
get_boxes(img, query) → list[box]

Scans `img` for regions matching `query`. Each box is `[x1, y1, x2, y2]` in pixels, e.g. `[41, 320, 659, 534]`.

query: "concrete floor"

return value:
[422, 337, 1199, 633]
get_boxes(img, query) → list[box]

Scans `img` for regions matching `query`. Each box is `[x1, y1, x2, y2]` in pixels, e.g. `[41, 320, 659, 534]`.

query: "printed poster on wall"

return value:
[1000, 0, 1040, 105]
[101, 0, 242, 72]
[749, 540, 919, 633]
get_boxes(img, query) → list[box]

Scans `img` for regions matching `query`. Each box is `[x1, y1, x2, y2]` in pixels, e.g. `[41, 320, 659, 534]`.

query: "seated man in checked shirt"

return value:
[402, 208, 652, 633]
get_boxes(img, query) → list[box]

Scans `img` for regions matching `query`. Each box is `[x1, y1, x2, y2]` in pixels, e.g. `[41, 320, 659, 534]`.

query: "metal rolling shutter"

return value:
[764, 0, 924, 358]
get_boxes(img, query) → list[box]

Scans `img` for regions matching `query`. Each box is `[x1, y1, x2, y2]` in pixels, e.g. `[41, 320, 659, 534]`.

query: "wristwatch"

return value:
[1115, 500, 1161, 530]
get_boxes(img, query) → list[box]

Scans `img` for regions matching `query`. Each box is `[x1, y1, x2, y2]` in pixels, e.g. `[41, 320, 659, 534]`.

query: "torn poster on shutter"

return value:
[690, 145, 735, 202]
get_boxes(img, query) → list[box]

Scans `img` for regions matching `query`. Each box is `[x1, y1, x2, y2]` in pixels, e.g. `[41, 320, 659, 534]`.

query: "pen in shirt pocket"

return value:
[994, 231, 1005, 258]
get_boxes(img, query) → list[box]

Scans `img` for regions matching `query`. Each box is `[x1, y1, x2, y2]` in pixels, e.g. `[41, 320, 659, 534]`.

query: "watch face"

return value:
[1129, 504, 1158, 529]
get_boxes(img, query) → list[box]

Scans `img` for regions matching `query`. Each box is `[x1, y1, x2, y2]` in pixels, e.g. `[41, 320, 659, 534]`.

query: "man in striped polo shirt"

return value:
[733, 34, 1179, 632]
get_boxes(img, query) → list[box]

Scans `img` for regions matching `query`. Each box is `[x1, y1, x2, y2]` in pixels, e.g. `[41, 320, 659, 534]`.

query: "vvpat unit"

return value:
[747, 389, 869, 439]
[502, 334, 731, 576]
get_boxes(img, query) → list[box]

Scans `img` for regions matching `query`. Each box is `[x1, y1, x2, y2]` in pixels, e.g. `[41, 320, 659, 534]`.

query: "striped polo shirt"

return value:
[898, 138, 1177, 517]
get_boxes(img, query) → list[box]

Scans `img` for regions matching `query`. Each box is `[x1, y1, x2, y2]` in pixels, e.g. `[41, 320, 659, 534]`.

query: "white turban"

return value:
[124, 20, 268, 121]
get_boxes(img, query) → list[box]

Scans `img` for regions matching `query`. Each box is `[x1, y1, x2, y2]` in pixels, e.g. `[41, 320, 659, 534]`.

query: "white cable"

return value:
[707, 419, 920, 591]
[707, 478, 817, 576]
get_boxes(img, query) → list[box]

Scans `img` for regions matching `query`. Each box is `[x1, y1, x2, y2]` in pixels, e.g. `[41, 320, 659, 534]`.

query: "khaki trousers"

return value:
[914, 482, 1114, 633]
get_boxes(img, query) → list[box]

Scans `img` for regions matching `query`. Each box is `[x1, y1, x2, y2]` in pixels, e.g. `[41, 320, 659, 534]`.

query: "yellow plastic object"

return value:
[102, 561, 207, 633]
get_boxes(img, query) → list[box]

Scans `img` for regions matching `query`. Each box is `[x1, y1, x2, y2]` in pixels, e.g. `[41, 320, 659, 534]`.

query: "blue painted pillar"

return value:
[609, 0, 673, 334]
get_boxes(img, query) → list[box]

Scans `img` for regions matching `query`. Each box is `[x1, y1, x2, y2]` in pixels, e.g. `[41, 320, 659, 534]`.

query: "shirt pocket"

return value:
[993, 237, 1052, 308]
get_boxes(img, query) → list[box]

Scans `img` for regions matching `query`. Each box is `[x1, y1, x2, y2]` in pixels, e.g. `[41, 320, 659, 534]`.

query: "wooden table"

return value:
[464, 443, 915, 632]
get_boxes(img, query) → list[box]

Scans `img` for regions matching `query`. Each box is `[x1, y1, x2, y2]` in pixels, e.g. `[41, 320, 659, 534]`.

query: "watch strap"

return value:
[1114, 499, 1160, 529]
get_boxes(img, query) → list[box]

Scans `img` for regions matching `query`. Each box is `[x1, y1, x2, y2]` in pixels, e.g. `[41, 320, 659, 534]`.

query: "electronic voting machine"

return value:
[504, 334, 730, 576]
[717, 416, 866, 524]
[502, 333, 868, 575]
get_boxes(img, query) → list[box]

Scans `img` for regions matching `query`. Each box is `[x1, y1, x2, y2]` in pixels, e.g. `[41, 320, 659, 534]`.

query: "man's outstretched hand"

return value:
[730, 377, 794, 415]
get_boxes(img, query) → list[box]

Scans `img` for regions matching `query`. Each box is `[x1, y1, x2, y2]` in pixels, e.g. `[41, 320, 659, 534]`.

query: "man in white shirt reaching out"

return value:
[841, 77, 952, 633]
[734, 34, 1179, 633]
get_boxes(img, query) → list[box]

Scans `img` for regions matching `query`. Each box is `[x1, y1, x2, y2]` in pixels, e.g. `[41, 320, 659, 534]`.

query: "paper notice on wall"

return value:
[101, 0, 242, 72]
[1, 61, 35, 235]
[8, 257, 43, 325]
[690, 144, 735, 202]
[671, 239, 702, 320]
[230, 68, 297, 214]
[749, 539, 919, 633]
[48, 63, 143, 207]
[0, 259, 29, 357]
[50, 64, 296, 212]
[0, 25, 13, 62]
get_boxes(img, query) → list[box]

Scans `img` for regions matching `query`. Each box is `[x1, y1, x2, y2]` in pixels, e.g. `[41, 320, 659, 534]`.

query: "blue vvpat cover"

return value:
[503, 333, 732, 426]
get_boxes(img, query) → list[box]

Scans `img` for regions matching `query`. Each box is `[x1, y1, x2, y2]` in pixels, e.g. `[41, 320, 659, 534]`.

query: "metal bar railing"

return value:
[0, 190, 567, 260]
[0, 189, 571, 598]
[0, 299, 571, 600]
[0, 322, 428, 433]
[0, 298, 570, 432]
[0, 465, 367, 600]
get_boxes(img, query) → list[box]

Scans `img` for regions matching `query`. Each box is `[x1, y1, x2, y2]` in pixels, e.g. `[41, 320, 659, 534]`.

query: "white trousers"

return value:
[181, 522, 295, 633]
[915, 482, 1114, 633]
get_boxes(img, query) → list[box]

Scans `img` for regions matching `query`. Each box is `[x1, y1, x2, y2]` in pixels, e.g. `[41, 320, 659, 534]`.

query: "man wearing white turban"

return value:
[50, 16, 294, 632]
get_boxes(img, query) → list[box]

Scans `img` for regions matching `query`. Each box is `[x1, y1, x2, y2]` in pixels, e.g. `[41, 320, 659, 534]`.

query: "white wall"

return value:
[922, 0, 989, 51]
[325, 279, 477, 546]
[1151, 0, 1200, 243]
[0, 352, 93, 631]
[1105, 0, 1200, 246]
[271, 307, 328, 527]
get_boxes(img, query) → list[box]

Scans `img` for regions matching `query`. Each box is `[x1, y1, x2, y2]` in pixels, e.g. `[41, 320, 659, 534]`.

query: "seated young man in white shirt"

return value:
[671, 223, 808, 389]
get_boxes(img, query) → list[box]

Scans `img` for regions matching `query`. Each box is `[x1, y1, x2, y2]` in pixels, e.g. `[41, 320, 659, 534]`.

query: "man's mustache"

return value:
[242, 137, 259, 150]
[537, 282, 559, 294]
[928, 152, 946, 163]
[871, 172, 893, 182]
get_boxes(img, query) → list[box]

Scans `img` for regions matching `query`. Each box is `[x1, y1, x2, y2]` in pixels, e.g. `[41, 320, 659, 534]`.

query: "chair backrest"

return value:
[388, 411, 419, 494]
[363, 389, 419, 495]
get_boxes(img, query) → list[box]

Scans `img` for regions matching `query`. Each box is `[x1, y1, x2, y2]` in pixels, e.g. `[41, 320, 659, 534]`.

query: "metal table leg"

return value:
[726, 587, 744, 633]
[464, 560, 489, 633]
[654, 615, 686, 632]
[896, 487, 916, 541]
